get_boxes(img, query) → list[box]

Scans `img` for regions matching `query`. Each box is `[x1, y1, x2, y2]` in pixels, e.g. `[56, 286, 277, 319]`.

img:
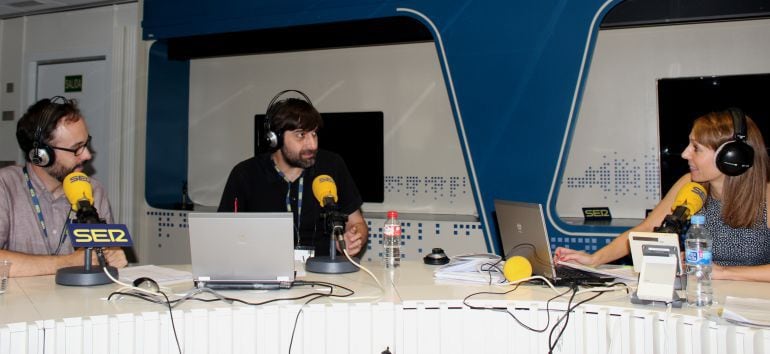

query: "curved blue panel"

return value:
[142, 0, 625, 253]
[145, 42, 190, 208]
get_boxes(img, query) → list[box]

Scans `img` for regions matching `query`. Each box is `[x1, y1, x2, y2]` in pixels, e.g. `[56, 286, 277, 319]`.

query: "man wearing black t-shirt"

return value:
[218, 93, 368, 257]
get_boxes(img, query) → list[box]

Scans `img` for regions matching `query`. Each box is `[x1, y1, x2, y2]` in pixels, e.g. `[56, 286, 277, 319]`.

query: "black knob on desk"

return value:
[423, 248, 450, 265]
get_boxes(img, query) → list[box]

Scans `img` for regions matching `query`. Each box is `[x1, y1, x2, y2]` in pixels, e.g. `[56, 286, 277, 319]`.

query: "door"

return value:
[35, 58, 116, 214]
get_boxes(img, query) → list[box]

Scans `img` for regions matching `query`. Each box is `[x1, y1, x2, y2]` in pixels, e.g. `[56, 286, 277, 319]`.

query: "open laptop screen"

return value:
[188, 212, 295, 286]
[494, 200, 557, 279]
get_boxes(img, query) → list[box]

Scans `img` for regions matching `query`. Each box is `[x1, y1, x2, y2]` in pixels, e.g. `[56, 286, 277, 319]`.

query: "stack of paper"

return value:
[434, 254, 506, 284]
[721, 296, 770, 327]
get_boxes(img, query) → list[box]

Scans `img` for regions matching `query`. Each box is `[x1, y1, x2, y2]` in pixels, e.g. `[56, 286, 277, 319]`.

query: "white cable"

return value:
[342, 249, 385, 291]
[102, 266, 173, 298]
[574, 284, 629, 296]
[500, 275, 561, 294]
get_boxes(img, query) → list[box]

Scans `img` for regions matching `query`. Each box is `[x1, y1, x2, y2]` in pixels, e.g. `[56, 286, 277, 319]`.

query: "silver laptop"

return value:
[188, 212, 295, 289]
[494, 200, 613, 285]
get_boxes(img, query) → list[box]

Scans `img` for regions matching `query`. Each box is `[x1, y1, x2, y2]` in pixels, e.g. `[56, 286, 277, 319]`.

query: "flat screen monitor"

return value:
[657, 73, 770, 197]
[255, 111, 385, 203]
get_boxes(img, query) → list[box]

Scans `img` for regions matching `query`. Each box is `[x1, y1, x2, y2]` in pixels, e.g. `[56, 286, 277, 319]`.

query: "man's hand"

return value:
[102, 248, 128, 268]
[341, 224, 364, 256]
[80, 247, 128, 268]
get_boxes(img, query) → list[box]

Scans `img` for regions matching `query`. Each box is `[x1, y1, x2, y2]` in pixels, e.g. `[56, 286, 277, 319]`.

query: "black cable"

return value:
[462, 281, 572, 333]
[286, 281, 355, 354]
[107, 290, 183, 353]
[479, 259, 505, 285]
[159, 291, 183, 354]
[548, 285, 579, 353]
[108, 280, 354, 354]
[547, 286, 612, 354]
[288, 293, 327, 354]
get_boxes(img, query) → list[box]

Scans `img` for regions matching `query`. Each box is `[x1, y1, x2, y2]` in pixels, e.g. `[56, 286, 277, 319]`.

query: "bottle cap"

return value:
[387, 211, 398, 218]
[690, 214, 705, 225]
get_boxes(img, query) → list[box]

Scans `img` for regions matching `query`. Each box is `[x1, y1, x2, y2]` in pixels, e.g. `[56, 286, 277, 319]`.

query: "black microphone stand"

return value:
[55, 201, 119, 286]
[305, 208, 360, 274]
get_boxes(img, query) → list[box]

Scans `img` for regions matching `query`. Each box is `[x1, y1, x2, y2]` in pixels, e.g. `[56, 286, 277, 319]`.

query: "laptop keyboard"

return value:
[554, 265, 614, 284]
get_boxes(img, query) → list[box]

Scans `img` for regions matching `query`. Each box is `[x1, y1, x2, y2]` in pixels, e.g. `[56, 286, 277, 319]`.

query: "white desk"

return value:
[1, 261, 769, 354]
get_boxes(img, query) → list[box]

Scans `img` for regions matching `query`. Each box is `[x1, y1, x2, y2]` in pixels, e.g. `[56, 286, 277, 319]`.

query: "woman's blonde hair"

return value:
[692, 110, 770, 227]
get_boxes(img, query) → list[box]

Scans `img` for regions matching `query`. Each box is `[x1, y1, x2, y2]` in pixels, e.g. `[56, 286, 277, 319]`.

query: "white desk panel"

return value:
[0, 261, 768, 354]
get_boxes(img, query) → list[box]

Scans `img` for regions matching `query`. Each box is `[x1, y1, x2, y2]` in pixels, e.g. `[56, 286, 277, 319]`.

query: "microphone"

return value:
[63, 172, 103, 224]
[312, 174, 338, 208]
[503, 256, 533, 282]
[312, 174, 345, 235]
[56, 172, 133, 286]
[305, 175, 358, 274]
[655, 182, 707, 234]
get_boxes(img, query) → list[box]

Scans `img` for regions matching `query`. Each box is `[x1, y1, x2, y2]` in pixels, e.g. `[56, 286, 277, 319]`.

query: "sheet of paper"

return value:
[434, 254, 505, 284]
[118, 265, 192, 285]
[722, 296, 770, 327]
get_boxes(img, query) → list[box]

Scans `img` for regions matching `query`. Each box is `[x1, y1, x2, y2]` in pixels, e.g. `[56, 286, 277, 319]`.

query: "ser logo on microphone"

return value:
[67, 174, 89, 183]
[66, 224, 134, 248]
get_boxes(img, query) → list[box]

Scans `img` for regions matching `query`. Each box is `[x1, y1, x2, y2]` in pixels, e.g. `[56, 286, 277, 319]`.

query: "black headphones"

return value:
[715, 107, 754, 176]
[29, 96, 69, 167]
[263, 89, 313, 150]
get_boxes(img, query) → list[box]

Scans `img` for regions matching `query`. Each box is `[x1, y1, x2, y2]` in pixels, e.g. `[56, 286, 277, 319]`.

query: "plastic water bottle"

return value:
[383, 211, 401, 268]
[685, 215, 713, 306]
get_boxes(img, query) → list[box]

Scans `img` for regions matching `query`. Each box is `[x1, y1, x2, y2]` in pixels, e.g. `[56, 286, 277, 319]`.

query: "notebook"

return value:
[188, 212, 296, 290]
[494, 200, 615, 286]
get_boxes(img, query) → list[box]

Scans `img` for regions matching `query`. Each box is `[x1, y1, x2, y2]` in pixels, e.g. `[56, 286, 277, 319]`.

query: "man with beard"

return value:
[218, 91, 368, 257]
[0, 97, 127, 276]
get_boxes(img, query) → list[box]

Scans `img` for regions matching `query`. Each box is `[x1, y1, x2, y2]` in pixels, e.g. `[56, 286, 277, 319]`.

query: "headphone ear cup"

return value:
[265, 130, 279, 149]
[29, 144, 55, 167]
[716, 140, 754, 176]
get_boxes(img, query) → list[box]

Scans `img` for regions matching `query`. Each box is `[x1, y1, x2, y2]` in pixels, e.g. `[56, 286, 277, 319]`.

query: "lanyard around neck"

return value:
[23, 166, 69, 255]
[272, 158, 303, 243]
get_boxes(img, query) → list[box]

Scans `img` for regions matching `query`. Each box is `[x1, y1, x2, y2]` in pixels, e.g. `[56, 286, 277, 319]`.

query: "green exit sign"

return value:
[64, 75, 83, 92]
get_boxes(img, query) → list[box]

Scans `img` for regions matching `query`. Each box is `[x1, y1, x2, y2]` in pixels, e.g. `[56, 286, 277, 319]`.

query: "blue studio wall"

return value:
[142, 0, 624, 254]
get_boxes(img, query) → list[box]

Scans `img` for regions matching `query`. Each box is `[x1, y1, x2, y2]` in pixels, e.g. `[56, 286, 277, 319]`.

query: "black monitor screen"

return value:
[658, 73, 770, 197]
[255, 111, 385, 203]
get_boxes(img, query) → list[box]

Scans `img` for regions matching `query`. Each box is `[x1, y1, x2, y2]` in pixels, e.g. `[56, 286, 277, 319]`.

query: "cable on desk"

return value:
[342, 248, 385, 291]
[103, 266, 183, 354]
[107, 266, 354, 354]
[479, 258, 506, 285]
[547, 282, 628, 354]
[463, 281, 573, 333]
[287, 280, 356, 354]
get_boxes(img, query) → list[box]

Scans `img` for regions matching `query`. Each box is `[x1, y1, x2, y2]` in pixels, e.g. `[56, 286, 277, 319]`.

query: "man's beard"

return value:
[46, 163, 80, 182]
[281, 147, 317, 169]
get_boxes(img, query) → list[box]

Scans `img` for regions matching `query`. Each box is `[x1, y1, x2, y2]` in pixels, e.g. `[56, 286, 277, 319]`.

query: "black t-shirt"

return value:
[217, 150, 363, 256]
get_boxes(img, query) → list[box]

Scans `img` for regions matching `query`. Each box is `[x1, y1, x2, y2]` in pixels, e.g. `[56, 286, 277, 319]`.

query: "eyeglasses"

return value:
[49, 135, 92, 156]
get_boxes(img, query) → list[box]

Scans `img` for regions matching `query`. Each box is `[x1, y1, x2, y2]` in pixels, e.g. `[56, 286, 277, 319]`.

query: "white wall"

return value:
[188, 42, 476, 215]
[0, 18, 23, 163]
[557, 19, 770, 218]
[0, 4, 140, 247]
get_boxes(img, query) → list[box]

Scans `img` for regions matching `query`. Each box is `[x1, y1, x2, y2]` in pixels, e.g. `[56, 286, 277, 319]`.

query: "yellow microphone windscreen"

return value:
[503, 256, 533, 282]
[62, 172, 93, 211]
[311, 174, 338, 207]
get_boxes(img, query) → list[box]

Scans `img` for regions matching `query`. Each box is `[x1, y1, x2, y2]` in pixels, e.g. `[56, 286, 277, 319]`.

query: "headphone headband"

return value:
[266, 89, 313, 111]
[263, 89, 313, 150]
[32, 96, 69, 144]
[728, 107, 748, 142]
